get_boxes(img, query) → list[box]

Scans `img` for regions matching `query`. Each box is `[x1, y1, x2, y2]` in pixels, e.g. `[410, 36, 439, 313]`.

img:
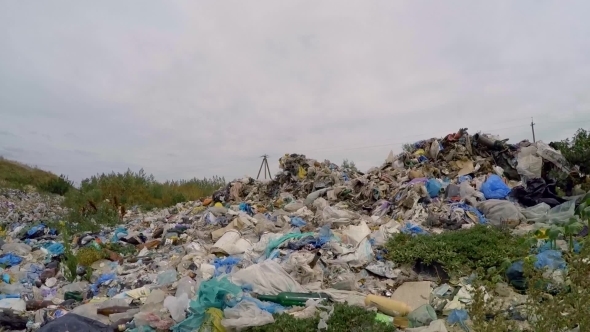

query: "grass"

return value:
[0, 157, 73, 195]
[244, 303, 396, 332]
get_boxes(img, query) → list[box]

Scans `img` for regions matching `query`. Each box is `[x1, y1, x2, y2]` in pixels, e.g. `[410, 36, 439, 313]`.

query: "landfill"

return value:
[0, 128, 588, 332]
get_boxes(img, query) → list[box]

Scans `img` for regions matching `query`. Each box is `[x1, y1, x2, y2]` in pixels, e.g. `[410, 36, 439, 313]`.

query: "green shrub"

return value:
[386, 225, 531, 277]
[244, 303, 396, 332]
[39, 174, 73, 195]
[64, 168, 225, 212]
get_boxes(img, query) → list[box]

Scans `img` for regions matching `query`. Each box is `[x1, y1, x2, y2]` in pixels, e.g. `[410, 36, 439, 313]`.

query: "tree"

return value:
[552, 128, 590, 174]
[341, 159, 359, 173]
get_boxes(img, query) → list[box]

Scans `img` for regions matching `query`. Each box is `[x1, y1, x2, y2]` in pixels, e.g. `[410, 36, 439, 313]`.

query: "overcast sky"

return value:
[2, 1, 590, 183]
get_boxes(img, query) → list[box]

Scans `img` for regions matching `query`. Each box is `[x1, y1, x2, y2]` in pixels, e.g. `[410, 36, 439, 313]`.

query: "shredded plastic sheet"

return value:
[172, 277, 242, 332]
[535, 250, 566, 270]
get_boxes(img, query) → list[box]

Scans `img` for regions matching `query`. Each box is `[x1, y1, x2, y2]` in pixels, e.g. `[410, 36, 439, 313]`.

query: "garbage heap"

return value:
[0, 128, 587, 332]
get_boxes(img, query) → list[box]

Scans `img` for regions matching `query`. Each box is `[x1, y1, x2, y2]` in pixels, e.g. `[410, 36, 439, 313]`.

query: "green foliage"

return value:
[341, 159, 359, 173]
[0, 157, 63, 192]
[64, 168, 225, 212]
[58, 221, 79, 282]
[552, 128, 590, 174]
[244, 303, 396, 332]
[76, 247, 107, 267]
[470, 237, 590, 331]
[39, 174, 74, 195]
[386, 225, 530, 276]
[402, 143, 414, 153]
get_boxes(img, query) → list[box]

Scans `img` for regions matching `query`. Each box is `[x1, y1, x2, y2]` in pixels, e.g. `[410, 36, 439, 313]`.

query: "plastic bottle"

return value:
[255, 292, 330, 307]
[364, 294, 411, 316]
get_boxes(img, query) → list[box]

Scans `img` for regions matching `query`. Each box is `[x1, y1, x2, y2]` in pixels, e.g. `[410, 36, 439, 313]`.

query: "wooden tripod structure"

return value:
[257, 154, 273, 180]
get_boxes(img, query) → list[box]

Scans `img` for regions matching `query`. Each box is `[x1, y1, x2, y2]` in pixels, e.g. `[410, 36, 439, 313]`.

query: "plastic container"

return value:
[364, 294, 412, 317]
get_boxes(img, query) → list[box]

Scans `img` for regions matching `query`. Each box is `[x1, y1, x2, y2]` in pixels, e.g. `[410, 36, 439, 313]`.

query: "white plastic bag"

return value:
[477, 200, 525, 227]
[163, 294, 189, 322]
[221, 300, 274, 330]
[516, 146, 543, 179]
[521, 203, 551, 224]
[230, 260, 307, 295]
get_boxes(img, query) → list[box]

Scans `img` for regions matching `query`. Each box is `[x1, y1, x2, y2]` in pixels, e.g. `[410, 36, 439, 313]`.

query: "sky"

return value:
[2, 1, 590, 183]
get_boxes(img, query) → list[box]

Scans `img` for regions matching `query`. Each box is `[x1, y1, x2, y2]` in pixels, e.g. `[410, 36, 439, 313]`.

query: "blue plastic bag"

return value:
[44, 242, 64, 256]
[111, 227, 128, 242]
[401, 223, 426, 235]
[425, 179, 442, 198]
[534, 250, 566, 270]
[239, 202, 254, 216]
[290, 217, 307, 227]
[0, 253, 23, 267]
[447, 309, 469, 325]
[450, 203, 487, 224]
[481, 175, 511, 199]
[213, 257, 241, 276]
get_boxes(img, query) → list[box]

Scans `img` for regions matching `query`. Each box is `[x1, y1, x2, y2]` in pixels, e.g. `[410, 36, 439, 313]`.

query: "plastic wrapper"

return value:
[477, 200, 525, 227]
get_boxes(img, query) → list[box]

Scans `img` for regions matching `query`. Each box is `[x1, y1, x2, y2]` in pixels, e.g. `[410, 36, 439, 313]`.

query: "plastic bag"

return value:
[164, 294, 190, 322]
[521, 203, 551, 223]
[221, 300, 274, 329]
[477, 200, 525, 227]
[480, 175, 511, 199]
[173, 277, 242, 332]
[1, 242, 32, 256]
[547, 199, 577, 225]
[39, 314, 110, 332]
[429, 140, 441, 160]
[230, 260, 306, 295]
[459, 181, 484, 200]
[534, 250, 566, 271]
[0, 253, 23, 267]
[516, 146, 542, 179]
[290, 216, 307, 227]
[425, 179, 442, 198]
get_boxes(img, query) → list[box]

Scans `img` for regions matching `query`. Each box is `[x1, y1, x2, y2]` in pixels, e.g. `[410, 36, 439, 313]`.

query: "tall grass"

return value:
[64, 168, 225, 212]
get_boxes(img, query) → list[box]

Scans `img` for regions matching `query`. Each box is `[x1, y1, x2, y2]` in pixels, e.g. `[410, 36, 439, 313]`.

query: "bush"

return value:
[64, 168, 225, 212]
[39, 174, 73, 195]
[386, 225, 531, 277]
[244, 303, 396, 332]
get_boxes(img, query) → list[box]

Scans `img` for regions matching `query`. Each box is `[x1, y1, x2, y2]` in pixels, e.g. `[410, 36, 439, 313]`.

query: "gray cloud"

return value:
[2, 1, 590, 182]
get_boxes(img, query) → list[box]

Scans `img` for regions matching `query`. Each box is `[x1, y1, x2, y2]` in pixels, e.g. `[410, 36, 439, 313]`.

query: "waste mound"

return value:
[0, 128, 587, 331]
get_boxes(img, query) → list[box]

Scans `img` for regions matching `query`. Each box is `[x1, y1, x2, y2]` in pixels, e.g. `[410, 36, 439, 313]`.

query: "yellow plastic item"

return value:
[413, 149, 425, 156]
[214, 202, 223, 207]
[201, 308, 226, 332]
[365, 294, 412, 317]
[298, 166, 307, 179]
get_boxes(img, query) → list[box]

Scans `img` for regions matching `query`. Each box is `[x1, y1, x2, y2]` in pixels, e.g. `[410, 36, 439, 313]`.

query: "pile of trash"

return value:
[0, 128, 588, 332]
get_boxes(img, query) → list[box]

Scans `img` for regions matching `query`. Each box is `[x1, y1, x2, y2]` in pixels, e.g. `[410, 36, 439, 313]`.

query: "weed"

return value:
[64, 169, 224, 212]
[386, 225, 531, 278]
[39, 174, 73, 195]
[0, 157, 63, 192]
[244, 303, 396, 332]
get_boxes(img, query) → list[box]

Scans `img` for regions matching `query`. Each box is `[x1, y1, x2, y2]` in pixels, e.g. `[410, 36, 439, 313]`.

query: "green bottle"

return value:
[255, 292, 331, 307]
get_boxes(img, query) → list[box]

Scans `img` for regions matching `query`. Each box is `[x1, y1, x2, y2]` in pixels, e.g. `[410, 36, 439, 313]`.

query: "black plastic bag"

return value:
[510, 178, 566, 207]
[39, 313, 111, 332]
